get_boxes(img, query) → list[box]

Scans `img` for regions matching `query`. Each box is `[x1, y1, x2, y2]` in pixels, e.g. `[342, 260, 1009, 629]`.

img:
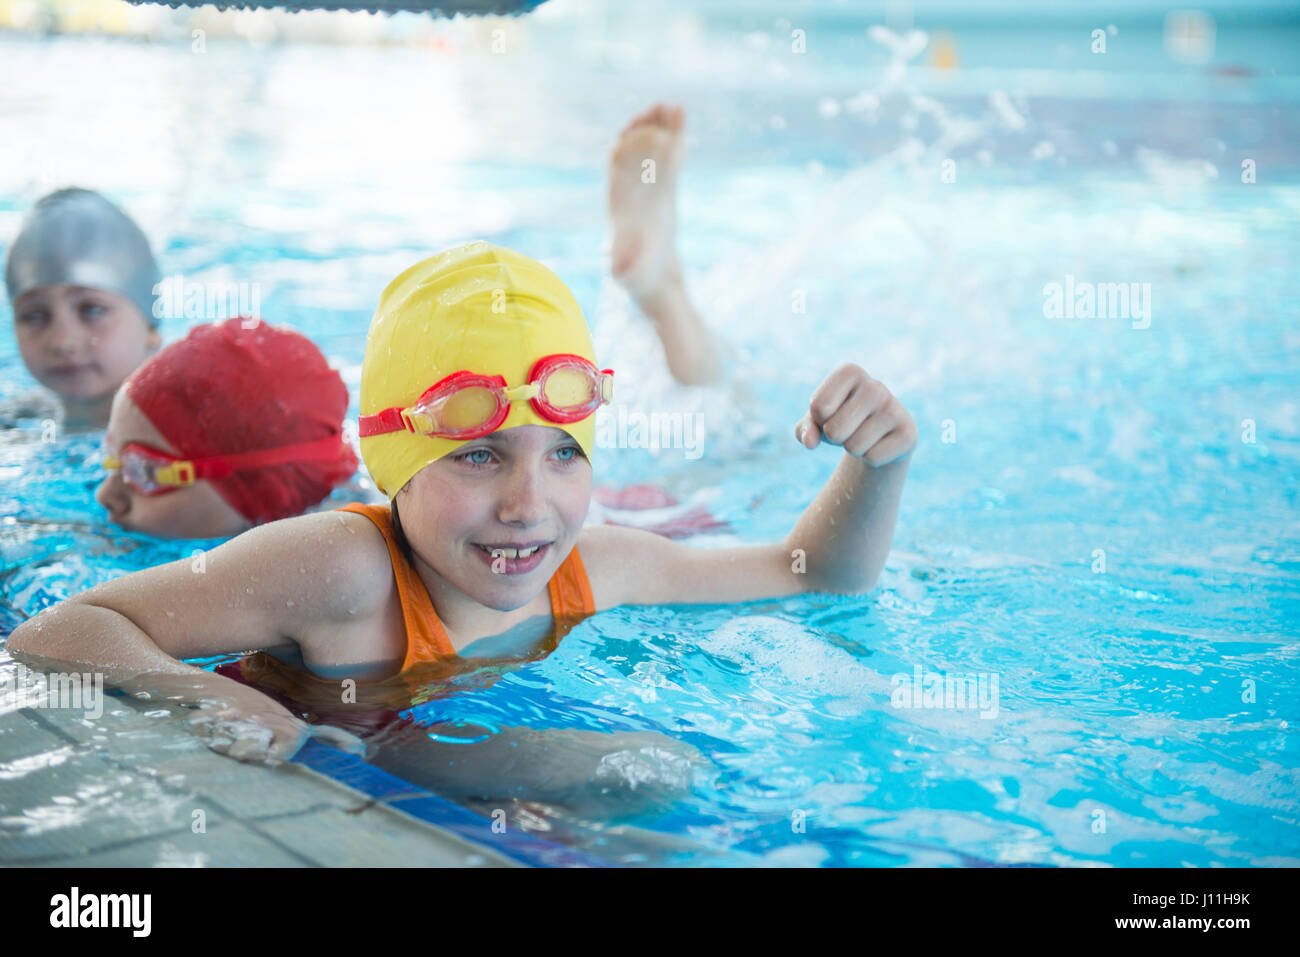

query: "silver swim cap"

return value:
[5, 188, 161, 327]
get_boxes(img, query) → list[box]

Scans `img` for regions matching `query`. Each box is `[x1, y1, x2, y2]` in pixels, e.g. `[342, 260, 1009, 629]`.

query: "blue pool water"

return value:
[2, 1, 1299, 865]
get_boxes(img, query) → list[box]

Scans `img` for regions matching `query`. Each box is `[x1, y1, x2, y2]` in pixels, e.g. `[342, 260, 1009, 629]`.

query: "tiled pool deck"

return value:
[0, 693, 558, 868]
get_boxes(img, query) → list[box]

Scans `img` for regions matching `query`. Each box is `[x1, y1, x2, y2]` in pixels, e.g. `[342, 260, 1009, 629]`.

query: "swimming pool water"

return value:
[2, 1, 1298, 866]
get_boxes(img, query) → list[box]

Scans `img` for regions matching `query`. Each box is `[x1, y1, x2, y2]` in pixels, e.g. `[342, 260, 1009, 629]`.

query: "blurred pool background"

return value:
[1, 0, 1298, 865]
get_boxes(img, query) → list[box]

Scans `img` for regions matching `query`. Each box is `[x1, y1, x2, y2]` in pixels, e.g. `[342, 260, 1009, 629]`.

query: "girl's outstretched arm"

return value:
[6, 510, 387, 761]
[581, 363, 916, 605]
[784, 363, 916, 592]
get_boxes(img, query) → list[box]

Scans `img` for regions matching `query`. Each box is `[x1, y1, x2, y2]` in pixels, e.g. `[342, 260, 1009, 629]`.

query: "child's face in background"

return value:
[396, 425, 593, 613]
[12, 283, 160, 402]
[96, 391, 252, 540]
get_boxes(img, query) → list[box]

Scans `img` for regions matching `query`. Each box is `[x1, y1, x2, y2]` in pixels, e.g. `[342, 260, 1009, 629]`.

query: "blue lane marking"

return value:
[293, 739, 613, 868]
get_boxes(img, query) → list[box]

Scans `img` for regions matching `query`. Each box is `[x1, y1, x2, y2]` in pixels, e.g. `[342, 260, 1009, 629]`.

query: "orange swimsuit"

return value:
[337, 502, 596, 673]
[217, 503, 596, 719]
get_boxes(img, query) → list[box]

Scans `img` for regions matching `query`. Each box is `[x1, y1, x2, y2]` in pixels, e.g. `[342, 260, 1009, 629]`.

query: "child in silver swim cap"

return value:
[5, 188, 162, 431]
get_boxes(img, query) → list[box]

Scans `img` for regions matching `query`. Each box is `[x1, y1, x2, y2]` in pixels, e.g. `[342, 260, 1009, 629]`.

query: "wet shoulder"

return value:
[253, 508, 397, 624]
[258, 508, 407, 677]
[576, 523, 659, 612]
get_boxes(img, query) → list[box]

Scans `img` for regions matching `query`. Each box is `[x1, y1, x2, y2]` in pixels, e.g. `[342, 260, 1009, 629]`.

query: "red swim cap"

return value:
[125, 318, 358, 524]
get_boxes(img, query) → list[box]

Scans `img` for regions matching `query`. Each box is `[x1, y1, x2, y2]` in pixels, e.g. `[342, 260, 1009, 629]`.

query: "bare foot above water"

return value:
[608, 102, 687, 303]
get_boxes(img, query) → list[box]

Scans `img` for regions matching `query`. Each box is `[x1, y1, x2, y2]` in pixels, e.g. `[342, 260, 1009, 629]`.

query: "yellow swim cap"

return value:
[360, 241, 601, 497]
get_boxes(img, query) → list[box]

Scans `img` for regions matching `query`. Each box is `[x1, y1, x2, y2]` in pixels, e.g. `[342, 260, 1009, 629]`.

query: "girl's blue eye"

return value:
[81, 303, 107, 320]
[457, 446, 584, 467]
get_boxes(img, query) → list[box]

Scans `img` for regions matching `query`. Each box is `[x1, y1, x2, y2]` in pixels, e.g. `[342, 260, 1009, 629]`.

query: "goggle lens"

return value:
[105, 447, 170, 495]
[541, 366, 593, 408]
[123, 452, 161, 494]
[441, 385, 500, 432]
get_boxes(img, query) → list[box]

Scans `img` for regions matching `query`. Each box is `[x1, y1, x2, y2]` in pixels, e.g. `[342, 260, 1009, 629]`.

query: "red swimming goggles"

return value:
[103, 435, 349, 497]
[359, 353, 614, 440]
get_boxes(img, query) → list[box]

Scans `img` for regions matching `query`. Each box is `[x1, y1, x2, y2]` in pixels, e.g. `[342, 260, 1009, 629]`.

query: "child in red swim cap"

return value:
[97, 317, 358, 539]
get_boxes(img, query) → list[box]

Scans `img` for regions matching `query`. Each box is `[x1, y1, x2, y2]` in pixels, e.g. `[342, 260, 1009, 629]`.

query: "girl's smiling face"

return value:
[96, 390, 252, 540]
[394, 425, 593, 614]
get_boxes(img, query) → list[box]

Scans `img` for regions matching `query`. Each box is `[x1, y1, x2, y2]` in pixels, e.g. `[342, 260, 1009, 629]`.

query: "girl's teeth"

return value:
[483, 545, 540, 559]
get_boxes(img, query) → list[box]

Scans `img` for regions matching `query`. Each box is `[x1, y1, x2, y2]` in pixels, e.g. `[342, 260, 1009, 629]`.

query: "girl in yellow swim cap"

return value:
[11, 240, 918, 783]
[356, 240, 611, 630]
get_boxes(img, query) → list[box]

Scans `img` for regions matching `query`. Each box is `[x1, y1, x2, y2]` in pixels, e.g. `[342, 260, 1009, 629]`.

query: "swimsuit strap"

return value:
[548, 542, 596, 619]
[337, 503, 455, 670]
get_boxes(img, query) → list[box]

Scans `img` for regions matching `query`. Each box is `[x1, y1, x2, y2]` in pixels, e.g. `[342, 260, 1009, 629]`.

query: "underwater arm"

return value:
[369, 723, 702, 815]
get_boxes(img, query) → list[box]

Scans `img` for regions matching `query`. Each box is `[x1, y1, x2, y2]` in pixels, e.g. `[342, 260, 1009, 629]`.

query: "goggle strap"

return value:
[195, 434, 348, 474]
[155, 462, 198, 486]
[359, 407, 407, 437]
